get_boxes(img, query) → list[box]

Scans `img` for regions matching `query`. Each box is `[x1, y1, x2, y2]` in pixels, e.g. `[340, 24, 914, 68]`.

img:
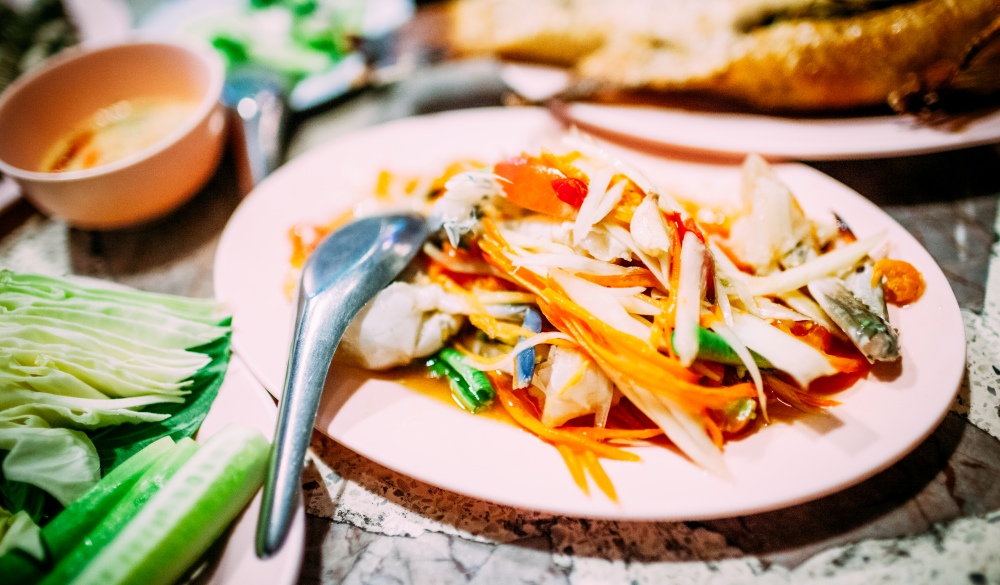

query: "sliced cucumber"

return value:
[66, 424, 269, 585]
[43, 437, 175, 560]
[40, 438, 200, 585]
[0, 437, 177, 583]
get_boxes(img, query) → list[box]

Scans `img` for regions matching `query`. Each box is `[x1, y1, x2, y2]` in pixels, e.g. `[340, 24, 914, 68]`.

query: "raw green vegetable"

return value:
[0, 270, 232, 519]
[0, 438, 175, 583]
[0, 539, 39, 585]
[0, 271, 230, 346]
[0, 270, 237, 583]
[0, 454, 48, 524]
[0, 421, 99, 508]
[41, 437, 175, 561]
[39, 438, 200, 585]
[0, 272, 227, 321]
[88, 333, 231, 473]
[190, 0, 362, 81]
[672, 327, 773, 369]
[0, 507, 42, 559]
[428, 348, 496, 413]
[66, 425, 269, 585]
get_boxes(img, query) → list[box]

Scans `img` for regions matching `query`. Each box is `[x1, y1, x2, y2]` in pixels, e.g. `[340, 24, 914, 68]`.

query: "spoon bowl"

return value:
[256, 213, 430, 557]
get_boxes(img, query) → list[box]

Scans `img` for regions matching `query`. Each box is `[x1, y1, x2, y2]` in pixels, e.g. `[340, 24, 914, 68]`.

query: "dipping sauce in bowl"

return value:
[42, 97, 199, 172]
[0, 40, 226, 229]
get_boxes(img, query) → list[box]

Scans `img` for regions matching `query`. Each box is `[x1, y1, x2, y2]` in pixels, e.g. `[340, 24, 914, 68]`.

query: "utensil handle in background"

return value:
[222, 69, 288, 195]
[256, 293, 350, 558]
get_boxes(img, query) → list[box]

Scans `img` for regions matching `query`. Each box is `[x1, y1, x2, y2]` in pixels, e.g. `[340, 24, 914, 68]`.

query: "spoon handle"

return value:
[256, 293, 351, 557]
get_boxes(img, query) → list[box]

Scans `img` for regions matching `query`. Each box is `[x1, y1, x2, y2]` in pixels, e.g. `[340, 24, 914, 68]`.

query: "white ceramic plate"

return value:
[214, 107, 965, 520]
[552, 100, 1000, 161]
[196, 354, 304, 585]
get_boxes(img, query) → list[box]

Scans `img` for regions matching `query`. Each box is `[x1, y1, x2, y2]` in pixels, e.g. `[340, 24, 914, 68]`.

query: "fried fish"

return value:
[450, 0, 1000, 111]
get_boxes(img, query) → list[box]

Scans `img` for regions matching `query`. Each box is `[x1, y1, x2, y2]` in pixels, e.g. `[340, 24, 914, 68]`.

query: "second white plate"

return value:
[553, 100, 1000, 161]
[214, 107, 965, 520]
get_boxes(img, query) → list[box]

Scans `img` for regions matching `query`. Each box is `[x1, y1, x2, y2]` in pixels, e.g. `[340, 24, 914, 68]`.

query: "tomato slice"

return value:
[551, 178, 588, 208]
[494, 156, 580, 219]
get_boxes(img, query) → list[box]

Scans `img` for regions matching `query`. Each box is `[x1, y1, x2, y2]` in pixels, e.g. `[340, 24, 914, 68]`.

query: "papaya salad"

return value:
[289, 134, 924, 500]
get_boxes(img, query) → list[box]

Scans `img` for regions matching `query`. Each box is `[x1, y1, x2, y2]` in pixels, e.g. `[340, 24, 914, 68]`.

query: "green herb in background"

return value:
[198, 0, 364, 81]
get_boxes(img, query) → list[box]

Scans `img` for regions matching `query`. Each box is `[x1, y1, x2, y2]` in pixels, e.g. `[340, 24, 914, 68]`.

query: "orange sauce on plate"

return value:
[371, 364, 515, 425]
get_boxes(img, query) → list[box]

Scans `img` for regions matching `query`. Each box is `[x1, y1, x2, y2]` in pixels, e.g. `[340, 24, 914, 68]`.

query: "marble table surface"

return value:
[2, 32, 999, 585]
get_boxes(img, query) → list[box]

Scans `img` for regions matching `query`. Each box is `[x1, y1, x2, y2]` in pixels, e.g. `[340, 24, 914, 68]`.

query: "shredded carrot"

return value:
[703, 414, 724, 449]
[480, 218, 758, 414]
[776, 320, 870, 376]
[555, 444, 589, 495]
[581, 449, 617, 502]
[825, 354, 868, 374]
[425, 261, 515, 293]
[540, 286, 699, 383]
[563, 428, 663, 441]
[479, 220, 549, 293]
[549, 296, 755, 401]
[468, 313, 537, 344]
[765, 374, 841, 412]
[609, 181, 646, 224]
[374, 170, 394, 199]
[551, 305, 757, 413]
[576, 267, 661, 288]
[712, 240, 756, 275]
[490, 374, 641, 462]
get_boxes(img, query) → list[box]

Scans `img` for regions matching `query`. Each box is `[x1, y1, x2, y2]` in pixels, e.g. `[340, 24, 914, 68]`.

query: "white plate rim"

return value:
[552, 100, 1000, 161]
[213, 106, 966, 520]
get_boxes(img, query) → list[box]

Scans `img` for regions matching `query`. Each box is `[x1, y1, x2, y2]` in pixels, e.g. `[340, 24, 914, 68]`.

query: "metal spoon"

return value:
[256, 213, 430, 557]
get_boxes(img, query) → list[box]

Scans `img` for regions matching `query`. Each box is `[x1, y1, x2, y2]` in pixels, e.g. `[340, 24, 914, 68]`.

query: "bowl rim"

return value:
[0, 36, 225, 182]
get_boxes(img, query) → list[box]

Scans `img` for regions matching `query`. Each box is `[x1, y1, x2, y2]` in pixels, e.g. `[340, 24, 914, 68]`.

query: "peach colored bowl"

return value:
[0, 40, 226, 229]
